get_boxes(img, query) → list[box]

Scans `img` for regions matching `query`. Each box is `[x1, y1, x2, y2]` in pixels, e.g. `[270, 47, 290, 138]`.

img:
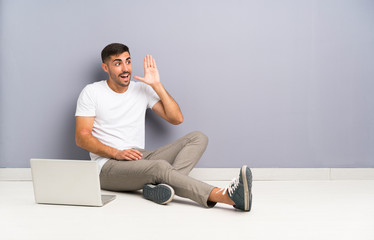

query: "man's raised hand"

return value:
[133, 55, 161, 86]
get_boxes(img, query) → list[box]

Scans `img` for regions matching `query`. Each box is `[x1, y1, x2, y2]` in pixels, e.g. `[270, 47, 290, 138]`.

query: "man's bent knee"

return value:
[149, 160, 174, 183]
[188, 131, 209, 146]
[152, 159, 172, 170]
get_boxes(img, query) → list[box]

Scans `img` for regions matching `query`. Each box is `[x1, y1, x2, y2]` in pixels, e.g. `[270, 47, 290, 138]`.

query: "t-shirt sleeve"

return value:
[75, 85, 96, 117]
[145, 84, 161, 109]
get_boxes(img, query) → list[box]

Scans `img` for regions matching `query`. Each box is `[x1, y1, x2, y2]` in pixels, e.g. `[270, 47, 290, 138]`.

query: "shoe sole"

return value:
[143, 184, 175, 205]
[242, 165, 252, 211]
[159, 184, 175, 204]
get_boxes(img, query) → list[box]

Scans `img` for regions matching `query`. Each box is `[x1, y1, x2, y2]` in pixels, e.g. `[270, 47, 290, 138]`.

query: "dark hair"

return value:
[101, 43, 130, 63]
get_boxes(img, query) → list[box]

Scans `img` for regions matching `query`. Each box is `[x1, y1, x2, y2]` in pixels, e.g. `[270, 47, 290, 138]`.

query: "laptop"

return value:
[30, 159, 116, 207]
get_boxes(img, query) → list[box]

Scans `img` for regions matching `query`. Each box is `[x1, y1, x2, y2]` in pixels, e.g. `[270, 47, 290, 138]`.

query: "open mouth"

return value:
[120, 73, 130, 80]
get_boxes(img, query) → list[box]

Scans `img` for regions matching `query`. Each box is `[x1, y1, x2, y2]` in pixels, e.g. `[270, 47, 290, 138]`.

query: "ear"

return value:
[102, 63, 109, 73]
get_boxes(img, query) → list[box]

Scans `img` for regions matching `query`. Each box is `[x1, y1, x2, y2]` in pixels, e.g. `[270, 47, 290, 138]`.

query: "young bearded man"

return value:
[75, 43, 253, 211]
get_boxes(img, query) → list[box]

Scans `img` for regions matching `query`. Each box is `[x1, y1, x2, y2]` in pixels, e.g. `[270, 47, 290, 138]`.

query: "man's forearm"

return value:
[76, 133, 118, 159]
[151, 82, 183, 124]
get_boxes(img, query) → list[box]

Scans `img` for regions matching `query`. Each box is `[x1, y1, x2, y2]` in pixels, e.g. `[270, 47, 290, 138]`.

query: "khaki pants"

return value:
[100, 131, 216, 207]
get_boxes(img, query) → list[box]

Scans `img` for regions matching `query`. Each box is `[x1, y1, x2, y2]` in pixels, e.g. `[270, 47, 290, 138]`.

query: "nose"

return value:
[122, 64, 129, 72]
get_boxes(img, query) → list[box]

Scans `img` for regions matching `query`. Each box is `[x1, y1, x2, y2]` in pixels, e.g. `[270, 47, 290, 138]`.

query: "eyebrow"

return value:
[113, 57, 131, 62]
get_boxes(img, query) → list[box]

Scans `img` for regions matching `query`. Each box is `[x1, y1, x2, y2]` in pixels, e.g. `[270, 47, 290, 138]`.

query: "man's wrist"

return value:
[151, 82, 166, 98]
[112, 148, 119, 160]
[150, 81, 163, 89]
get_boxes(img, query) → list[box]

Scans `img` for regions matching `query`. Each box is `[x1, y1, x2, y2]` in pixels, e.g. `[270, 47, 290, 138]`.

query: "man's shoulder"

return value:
[131, 81, 145, 88]
[81, 80, 107, 93]
[85, 80, 107, 89]
[131, 81, 154, 92]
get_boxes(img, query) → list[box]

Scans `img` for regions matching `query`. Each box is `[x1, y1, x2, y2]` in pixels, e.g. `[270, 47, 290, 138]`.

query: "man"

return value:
[75, 43, 252, 211]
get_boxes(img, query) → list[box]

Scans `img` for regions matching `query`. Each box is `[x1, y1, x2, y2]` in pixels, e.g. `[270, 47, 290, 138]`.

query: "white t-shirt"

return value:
[75, 80, 160, 171]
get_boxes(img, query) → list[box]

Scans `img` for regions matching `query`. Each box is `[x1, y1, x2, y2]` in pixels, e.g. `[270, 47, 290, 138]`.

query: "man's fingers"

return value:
[152, 57, 157, 68]
[131, 149, 143, 155]
[116, 149, 143, 161]
[144, 56, 148, 69]
[144, 55, 156, 68]
[127, 149, 143, 160]
[149, 55, 156, 68]
[149, 55, 153, 68]
[130, 149, 143, 158]
[124, 156, 133, 161]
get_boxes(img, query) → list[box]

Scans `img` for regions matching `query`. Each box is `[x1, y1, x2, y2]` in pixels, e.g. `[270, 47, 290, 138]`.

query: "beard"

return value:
[110, 71, 131, 87]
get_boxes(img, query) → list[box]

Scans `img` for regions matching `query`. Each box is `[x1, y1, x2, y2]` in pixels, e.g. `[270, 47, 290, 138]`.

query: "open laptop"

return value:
[30, 159, 116, 207]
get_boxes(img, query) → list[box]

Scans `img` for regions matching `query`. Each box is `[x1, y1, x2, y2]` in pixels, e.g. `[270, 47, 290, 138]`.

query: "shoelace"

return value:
[217, 176, 240, 196]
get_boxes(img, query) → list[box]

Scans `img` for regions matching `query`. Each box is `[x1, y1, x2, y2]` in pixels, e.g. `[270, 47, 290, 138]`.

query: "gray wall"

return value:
[1, 0, 373, 168]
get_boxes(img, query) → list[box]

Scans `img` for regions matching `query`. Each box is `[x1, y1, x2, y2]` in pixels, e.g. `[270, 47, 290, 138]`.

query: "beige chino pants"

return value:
[99, 131, 216, 207]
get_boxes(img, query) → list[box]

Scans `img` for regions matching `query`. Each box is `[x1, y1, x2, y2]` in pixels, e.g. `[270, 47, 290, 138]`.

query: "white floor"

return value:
[1, 180, 374, 240]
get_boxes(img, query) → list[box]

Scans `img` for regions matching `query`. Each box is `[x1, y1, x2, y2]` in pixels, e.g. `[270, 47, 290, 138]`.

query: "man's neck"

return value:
[107, 79, 129, 93]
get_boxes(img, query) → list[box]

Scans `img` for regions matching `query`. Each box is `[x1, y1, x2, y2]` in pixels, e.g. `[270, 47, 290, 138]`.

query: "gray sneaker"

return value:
[227, 165, 252, 211]
[142, 184, 175, 205]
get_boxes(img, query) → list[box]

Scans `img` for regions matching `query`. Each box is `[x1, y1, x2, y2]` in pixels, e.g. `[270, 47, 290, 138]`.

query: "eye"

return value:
[115, 62, 121, 66]
[126, 60, 131, 65]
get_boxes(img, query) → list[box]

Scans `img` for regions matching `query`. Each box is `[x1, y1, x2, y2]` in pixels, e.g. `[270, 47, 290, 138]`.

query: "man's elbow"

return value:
[75, 129, 91, 148]
[171, 115, 184, 125]
[75, 134, 83, 148]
